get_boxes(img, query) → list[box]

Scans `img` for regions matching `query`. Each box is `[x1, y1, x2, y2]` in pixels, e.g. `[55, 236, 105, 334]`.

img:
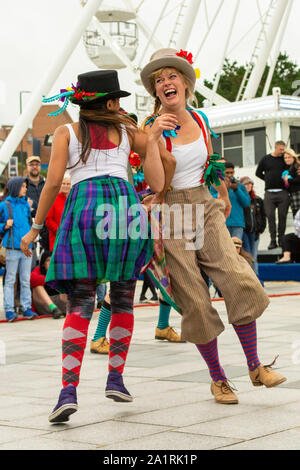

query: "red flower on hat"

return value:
[73, 90, 84, 100]
[176, 49, 194, 65]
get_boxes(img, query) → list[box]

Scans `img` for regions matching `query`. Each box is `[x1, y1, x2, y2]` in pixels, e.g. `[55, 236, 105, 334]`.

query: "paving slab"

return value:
[0, 281, 300, 450]
[161, 365, 249, 384]
[43, 421, 172, 447]
[0, 436, 99, 450]
[177, 406, 300, 441]
[220, 428, 300, 450]
[100, 430, 242, 450]
[114, 400, 262, 428]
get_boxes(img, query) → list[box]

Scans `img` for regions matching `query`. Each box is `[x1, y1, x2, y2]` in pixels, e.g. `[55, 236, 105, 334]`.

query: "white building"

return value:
[202, 88, 300, 197]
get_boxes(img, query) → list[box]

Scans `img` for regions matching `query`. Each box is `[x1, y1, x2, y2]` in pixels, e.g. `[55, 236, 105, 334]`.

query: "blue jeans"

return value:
[4, 249, 32, 312]
[242, 231, 256, 256]
[242, 233, 264, 285]
[253, 237, 260, 277]
[227, 226, 244, 240]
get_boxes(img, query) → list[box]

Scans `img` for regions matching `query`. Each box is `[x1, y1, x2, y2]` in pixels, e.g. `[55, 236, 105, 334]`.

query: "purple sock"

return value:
[196, 337, 227, 382]
[233, 321, 261, 371]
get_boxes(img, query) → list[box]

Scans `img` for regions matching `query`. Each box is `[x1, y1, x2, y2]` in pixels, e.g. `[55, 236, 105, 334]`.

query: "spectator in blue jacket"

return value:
[211, 162, 251, 240]
[0, 177, 37, 322]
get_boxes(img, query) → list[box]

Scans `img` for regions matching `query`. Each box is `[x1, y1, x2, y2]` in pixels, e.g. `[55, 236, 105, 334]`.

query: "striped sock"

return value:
[196, 338, 227, 383]
[157, 299, 171, 330]
[92, 301, 111, 341]
[233, 321, 261, 371]
[109, 280, 136, 375]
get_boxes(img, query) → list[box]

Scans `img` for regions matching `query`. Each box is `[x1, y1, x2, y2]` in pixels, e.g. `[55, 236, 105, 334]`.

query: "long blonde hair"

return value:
[284, 148, 300, 168]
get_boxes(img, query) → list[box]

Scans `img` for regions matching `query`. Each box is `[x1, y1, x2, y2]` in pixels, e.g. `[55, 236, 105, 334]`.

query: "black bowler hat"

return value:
[70, 70, 131, 107]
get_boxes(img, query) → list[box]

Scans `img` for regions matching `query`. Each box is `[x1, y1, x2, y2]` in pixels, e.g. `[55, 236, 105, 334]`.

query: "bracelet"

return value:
[32, 222, 44, 230]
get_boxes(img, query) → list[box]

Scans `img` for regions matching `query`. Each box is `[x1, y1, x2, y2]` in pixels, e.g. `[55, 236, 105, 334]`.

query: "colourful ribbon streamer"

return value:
[202, 154, 225, 187]
[133, 170, 145, 185]
[42, 85, 109, 117]
[163, 125, 181, 138]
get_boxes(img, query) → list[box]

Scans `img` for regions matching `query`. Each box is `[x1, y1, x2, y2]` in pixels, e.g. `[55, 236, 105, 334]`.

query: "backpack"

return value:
[0, 201, 14, 264]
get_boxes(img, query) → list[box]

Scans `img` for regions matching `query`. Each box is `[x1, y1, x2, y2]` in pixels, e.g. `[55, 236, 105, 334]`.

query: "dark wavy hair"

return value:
[39, 251, 52, 275]
[67, 101, 137, 170]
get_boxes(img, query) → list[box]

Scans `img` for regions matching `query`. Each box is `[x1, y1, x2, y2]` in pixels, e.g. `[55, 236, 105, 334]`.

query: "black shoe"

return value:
[97, 300, 103, 309]
[49, 385, 78, 423]
[52, 307, 63, 319]
[268, 241, 277, 250]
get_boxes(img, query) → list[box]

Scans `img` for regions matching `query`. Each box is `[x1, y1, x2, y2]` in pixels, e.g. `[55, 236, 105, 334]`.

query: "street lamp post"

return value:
[19, 90, 31, 174]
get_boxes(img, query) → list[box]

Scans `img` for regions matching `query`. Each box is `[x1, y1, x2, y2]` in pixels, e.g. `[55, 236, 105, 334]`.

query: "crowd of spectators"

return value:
[0, 155, 108, 322]
[0, 157, 71, 321]
[211, 140, 300, 286]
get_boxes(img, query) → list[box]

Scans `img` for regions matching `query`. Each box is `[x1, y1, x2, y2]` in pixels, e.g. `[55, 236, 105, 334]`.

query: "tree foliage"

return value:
[194, 52, 300, 107]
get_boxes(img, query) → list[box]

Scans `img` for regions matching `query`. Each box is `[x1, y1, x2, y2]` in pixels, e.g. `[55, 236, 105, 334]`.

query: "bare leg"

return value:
[277, 251, 291, 262]
[32, 286, 53, 310]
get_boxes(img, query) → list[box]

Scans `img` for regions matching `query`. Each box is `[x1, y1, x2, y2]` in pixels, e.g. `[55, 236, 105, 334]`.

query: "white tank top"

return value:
[168, 132, 208, 190]
[65, 123, 130, 186]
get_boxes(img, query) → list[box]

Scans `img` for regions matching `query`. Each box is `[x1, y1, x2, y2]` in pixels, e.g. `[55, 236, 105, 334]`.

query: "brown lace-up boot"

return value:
[249, 356, 286, 388]
[90, 337, 109, 354]
[155, 326, 186, 343]
[211, 380, 239, 404]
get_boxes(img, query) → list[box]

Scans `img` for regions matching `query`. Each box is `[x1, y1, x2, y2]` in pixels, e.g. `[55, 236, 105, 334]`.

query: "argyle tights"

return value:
[61, 279, 136, 388]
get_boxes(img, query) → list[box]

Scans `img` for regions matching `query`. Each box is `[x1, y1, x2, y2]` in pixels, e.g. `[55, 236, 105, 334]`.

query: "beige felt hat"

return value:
[140, 48, 196, 97]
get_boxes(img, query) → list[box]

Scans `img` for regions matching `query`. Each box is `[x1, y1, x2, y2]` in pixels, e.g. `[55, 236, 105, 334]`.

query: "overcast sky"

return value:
[1, 0, 299, 126]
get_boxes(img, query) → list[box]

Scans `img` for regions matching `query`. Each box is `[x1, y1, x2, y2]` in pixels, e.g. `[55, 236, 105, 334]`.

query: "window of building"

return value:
[223, 131, 242, 148]
[211, 135, 222, 156]
[245, 128, 266, 164]
[290, 126, 300, 154]
[211, 127, 266, 167]
[224, 148, 243, 167]
[223, 131, 243, 167]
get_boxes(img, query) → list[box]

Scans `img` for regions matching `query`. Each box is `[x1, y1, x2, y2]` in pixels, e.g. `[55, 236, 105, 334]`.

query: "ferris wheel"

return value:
[79, 0, 294, 119]
[0, 0, 296, 173]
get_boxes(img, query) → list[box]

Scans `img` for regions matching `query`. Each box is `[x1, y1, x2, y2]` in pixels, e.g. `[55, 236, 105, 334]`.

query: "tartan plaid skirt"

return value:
[46, 175, 153, 293]
[290, 191, 300, 217]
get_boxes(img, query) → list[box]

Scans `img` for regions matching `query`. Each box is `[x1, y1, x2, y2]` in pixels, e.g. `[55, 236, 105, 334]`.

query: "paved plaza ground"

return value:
[0, 280, 300, 451]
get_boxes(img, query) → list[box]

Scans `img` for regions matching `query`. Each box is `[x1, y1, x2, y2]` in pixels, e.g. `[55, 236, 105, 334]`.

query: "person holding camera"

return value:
[211, 162, 251, 240]
[256, 141, 289, 249]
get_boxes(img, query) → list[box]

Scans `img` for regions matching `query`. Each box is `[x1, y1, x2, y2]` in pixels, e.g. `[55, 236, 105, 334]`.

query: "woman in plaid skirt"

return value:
[21, 70, 167, 423]
[140, 48, 286, 405]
